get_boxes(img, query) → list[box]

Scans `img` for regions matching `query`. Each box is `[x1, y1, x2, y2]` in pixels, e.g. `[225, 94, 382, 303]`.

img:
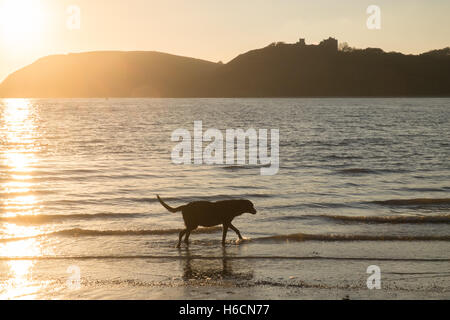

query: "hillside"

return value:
[1, 41, 449, 97]
[205, 42, 450, 97]
[0, 51, 219, 98]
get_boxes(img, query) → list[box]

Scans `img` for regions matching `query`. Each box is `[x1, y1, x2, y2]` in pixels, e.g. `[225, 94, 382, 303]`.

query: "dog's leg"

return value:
[184, 226, 197, 245]
[184, 229, 192, 245]
[229, 223, 243, 240]
[177, 229, 187, 248]
[222, 224, 229, 246]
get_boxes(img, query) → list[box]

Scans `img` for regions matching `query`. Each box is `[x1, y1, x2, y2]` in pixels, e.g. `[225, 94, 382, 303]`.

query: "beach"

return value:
[1, 240, 449, 299]
[1, 98, 449, 299]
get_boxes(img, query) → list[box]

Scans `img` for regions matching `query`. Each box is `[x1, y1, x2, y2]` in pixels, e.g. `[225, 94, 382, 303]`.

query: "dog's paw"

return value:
[236, 237, 250, 245]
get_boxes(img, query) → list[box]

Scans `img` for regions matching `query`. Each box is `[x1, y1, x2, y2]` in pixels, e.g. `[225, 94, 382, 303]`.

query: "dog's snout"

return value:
[251, 208, 257, 214]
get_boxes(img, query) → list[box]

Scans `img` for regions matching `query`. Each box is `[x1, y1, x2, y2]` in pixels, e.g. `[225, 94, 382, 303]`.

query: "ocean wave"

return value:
[336, 168, 377, 175]
[324, 155, 362, 160]
[263, 215, 310, 222]
[320, 214, 450, 224]
[0, 173, 163, 183]
[265, 214, 450, 224]
[265, 202, 351, 211]
[335, 168, 411, 175]
[0, 190, 55, 197]
[221, 165, 270, 171]
[145, 193, 274, 203]
[0, 213, 146, 224]
[51, 227, 221, 237]
[400, 187, 449, 193]
[372, 198, 450, 206]
[0, 226, 222, 242]
[1, 228, 448, 243]
[257, 233, 450, 242]
[38, 193, 273, 207]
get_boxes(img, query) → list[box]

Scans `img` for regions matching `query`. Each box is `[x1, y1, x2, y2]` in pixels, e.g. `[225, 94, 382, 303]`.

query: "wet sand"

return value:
[1, 240, 449, 300]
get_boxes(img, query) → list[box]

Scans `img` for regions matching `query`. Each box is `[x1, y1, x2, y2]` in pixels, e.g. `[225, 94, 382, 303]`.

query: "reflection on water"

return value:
[0, 237, 42, 299]
[180, 247, 253, 281]
[0, 99, 44, 299]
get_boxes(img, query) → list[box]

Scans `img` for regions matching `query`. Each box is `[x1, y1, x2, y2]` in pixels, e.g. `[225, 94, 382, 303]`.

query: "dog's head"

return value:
[242, 199, 257, 215]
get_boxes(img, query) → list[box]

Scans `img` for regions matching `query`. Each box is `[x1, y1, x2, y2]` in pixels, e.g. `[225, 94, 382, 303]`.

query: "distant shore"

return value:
[1, 42, 449, 98]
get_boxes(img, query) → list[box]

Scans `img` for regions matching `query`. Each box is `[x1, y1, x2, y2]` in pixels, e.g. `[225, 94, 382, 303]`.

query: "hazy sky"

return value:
[0, 0, 449, 81]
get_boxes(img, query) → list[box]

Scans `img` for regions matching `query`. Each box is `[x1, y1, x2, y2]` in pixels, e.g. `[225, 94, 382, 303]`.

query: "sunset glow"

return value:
[0, 0, 449, 303]
[0, 0, 46, 48]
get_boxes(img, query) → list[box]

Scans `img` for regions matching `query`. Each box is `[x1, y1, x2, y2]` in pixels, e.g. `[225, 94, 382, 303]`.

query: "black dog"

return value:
[156, 195, 256, 247]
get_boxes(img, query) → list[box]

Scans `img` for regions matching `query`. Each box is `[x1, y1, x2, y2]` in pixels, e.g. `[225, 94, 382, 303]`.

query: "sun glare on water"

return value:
[0, 0, 46, 48]
[0, 99, 47, 299]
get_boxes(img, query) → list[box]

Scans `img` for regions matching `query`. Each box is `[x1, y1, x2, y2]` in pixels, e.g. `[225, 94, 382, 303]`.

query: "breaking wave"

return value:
[371, 198, 450, 206]
[0, 213, 146, 224]
[1, 228, 448, 243]
[257, 233, 450, 242]
[319, 214, 450, 224]
[0, 226, 222, 242]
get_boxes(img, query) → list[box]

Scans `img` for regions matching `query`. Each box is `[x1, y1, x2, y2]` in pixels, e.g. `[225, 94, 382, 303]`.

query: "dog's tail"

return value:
[156, 195, 184, 213]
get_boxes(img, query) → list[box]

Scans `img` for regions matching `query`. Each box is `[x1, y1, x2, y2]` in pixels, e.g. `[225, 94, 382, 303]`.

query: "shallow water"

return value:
[0, 98, 449, 299]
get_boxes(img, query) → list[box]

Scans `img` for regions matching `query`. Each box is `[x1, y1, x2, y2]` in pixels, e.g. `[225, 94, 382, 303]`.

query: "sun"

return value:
[0, 0, 46, 48]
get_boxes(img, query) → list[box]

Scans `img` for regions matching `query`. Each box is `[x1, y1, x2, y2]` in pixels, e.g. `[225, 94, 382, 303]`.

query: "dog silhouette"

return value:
[157, 195, 256, 247]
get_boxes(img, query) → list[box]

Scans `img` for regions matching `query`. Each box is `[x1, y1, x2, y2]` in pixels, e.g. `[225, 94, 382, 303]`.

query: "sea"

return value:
[0, 98, 449, 299]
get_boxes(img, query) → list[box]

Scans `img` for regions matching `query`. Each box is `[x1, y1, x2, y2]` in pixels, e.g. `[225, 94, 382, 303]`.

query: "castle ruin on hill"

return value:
[297, 37, 338, 52]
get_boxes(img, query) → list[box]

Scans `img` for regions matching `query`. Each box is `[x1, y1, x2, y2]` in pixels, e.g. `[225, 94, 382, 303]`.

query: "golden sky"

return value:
[0, 0, 449, 82]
